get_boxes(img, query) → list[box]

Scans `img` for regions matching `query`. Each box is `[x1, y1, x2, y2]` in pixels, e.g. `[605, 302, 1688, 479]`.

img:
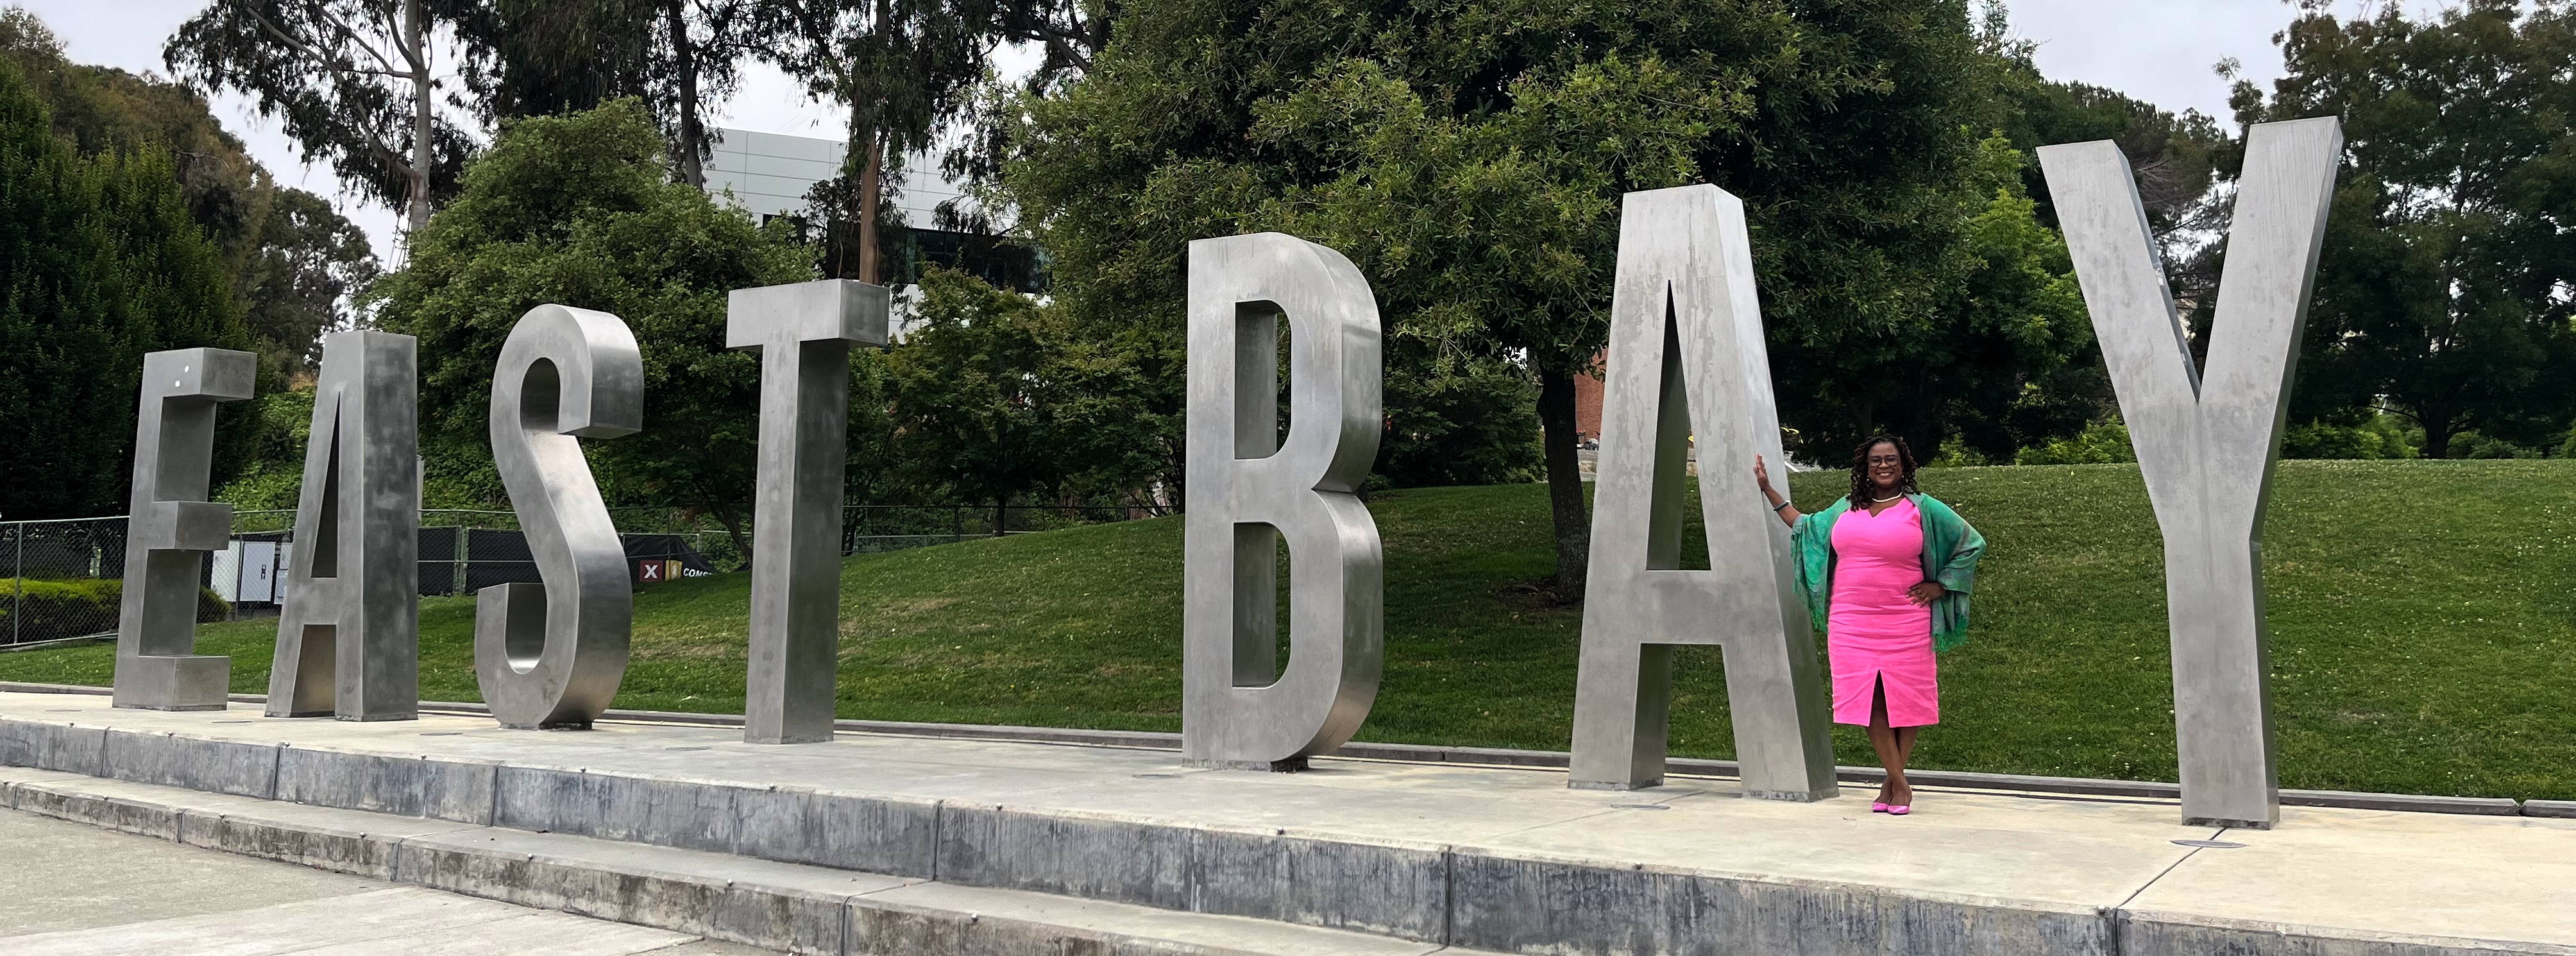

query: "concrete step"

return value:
[0, 767, 1490, 956]
[0, 887, 702, 956]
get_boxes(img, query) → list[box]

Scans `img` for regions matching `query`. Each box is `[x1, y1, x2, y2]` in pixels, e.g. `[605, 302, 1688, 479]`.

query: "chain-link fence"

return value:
[0, 500, 1155, 648]
[0, 518, 131, 649]
[842, 502, 1158, 553]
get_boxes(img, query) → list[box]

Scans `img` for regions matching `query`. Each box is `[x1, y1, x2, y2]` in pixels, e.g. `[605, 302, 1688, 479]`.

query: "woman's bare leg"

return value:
[1890, 724, 1919, 807]
[1865, 678, 1901, 805]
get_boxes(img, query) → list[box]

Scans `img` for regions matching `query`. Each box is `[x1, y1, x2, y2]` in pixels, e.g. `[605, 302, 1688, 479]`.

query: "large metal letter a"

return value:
[474, 305, 645, 729]
[267, 330, 421, 721]
[1182, 233, 1384, 771]
[113, 348, 257, 710]
[729, 280, 888, 744]
[1568, 185, 1836, 799]
[2040, 116, 2341, 828]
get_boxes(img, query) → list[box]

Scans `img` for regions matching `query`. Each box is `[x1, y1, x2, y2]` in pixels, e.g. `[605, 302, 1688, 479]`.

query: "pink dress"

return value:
[1827, 499, 1938, 727]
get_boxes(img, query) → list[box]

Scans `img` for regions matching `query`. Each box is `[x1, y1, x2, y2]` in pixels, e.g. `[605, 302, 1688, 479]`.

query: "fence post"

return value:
[10, 523, 22, 646]
[454, 525, 468, 596]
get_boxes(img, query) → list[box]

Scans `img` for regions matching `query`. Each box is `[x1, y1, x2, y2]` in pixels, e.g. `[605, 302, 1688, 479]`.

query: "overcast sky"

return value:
[17, 0, 2441, 266]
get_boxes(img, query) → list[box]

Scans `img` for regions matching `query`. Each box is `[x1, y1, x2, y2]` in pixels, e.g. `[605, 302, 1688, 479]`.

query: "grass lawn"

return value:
[6, 460, 2572, 800]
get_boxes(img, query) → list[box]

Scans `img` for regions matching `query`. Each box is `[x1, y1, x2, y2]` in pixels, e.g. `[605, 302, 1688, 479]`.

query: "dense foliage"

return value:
[3, 9, 377, 380]
[372, 99, 817, 540]
[2234, 0, 2576, 458]
[0, 57, 257, 520]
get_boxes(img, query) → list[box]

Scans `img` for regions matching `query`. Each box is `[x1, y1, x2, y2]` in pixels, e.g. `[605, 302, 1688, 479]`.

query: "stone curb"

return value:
[2525, 799, 2576, 819]
[3, 681, 2550, 817]
[0, 771, 1485, 956]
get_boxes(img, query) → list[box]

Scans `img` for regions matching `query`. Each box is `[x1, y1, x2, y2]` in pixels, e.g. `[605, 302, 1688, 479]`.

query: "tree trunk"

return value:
[2420, 412, 2457, 459]
[856, 130, 885, 284]
[1537, 368, 1588, 604]
[403, 0, 432, 234]
[714, 502, 752, 571]
[993, 499, 1007, 538]
[666, 0, 704, 188]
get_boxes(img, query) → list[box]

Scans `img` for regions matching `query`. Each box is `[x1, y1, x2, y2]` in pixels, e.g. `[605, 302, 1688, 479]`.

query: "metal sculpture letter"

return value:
[1182, 233, 1384, 771]
[730, 280, 889, 744]
[266, 331, 421, 721]
[113, 348, 257, 710]
[2038, 116, 2341, 829]
[474, 305, 645, 729]
[1567, 185, 1838, 798]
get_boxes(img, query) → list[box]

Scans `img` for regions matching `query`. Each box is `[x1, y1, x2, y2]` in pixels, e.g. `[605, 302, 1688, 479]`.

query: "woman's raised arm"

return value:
[1754, 454, 1800, 527]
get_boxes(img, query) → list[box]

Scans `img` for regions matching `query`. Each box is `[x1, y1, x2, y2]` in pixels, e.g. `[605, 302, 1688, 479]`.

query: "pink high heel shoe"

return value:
[1887, 804, 1911, 815]
[1870, 801, 1890, 813]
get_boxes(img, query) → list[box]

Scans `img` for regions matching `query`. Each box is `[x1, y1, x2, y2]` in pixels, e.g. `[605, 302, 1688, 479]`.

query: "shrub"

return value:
[2447, 431, 2541, 459]
[0, 578, 228, 644]
[2283, 416, 2421, 459]
[2015, 420, 2137, 465]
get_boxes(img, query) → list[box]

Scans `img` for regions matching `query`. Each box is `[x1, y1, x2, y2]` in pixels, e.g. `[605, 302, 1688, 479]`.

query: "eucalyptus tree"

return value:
[441, 0, 661, 122]
[166, 0, 468, 234]
[657, 0, 759, 186]
[756, 0, 992, 283]
[437, 0, 758, 187]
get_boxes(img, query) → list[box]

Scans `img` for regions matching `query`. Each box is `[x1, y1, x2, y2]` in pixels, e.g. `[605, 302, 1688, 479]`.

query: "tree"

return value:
[656, 0, 758, 187]
[0, 58, 257, 518]
[443, 0, 659, 123]
[167, 0, 469, 233]
[1923, 134, 2099, 461]
[757, 0, 990, 283]
[884, 267, 1072, 530]
[2232, 0, 2576, 457]
[372, 99, 815, 547]
[237, 187, 380, 366]
[6, 8, 380, 375]
[1001, 0, 1991, 601]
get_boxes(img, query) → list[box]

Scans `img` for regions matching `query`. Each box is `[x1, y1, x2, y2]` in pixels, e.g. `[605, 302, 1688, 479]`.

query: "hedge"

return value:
[0, 577, 229, 643]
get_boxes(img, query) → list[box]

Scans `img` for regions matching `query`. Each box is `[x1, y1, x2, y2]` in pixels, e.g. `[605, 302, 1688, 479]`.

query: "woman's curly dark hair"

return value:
[1845, 434, 1921, 509]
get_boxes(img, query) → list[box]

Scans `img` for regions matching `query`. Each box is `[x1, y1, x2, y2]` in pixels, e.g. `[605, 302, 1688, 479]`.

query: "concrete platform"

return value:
[3, 691, 2572, 956]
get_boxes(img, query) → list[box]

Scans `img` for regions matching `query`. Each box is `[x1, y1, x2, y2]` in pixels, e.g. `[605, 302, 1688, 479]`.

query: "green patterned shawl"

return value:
[1789, 493, 1987, 653]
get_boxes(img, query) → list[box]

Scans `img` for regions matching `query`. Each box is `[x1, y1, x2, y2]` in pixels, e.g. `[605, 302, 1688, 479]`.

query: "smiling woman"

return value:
[1758, 435, 1987, 815]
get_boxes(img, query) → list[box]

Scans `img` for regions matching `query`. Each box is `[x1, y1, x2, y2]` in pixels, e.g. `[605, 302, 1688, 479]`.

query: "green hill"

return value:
[6, 460, 2572, 800]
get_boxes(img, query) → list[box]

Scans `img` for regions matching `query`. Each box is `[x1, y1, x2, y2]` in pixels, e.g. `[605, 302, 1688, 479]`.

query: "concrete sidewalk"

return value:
[0, 806, 774, 955]
[3, 690, 2570, 955]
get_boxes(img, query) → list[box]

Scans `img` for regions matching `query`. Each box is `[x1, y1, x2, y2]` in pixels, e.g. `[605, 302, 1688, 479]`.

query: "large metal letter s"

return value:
[475, 305, 644, 729]
[1182, 233, 1384, 771]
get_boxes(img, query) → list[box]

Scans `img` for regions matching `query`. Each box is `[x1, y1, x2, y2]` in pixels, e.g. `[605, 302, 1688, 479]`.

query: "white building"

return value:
[702, 127, 974, 229]
[700, 128, 1042, 339]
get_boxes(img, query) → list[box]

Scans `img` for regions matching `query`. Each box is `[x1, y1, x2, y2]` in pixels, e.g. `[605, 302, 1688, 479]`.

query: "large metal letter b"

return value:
[1182, 233, 1384, 771]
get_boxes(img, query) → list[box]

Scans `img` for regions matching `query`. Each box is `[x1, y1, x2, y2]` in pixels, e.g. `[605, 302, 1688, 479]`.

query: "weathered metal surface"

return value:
[2039, 116, 2343, 829]
[1182, 232, 1384, 771]
[728, 280, 890, 744]
[1566, 185, 1838, 799]
[473, 305, 644, 729]
[112, 348, 257, 711]
[266, 330, 421, 721]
